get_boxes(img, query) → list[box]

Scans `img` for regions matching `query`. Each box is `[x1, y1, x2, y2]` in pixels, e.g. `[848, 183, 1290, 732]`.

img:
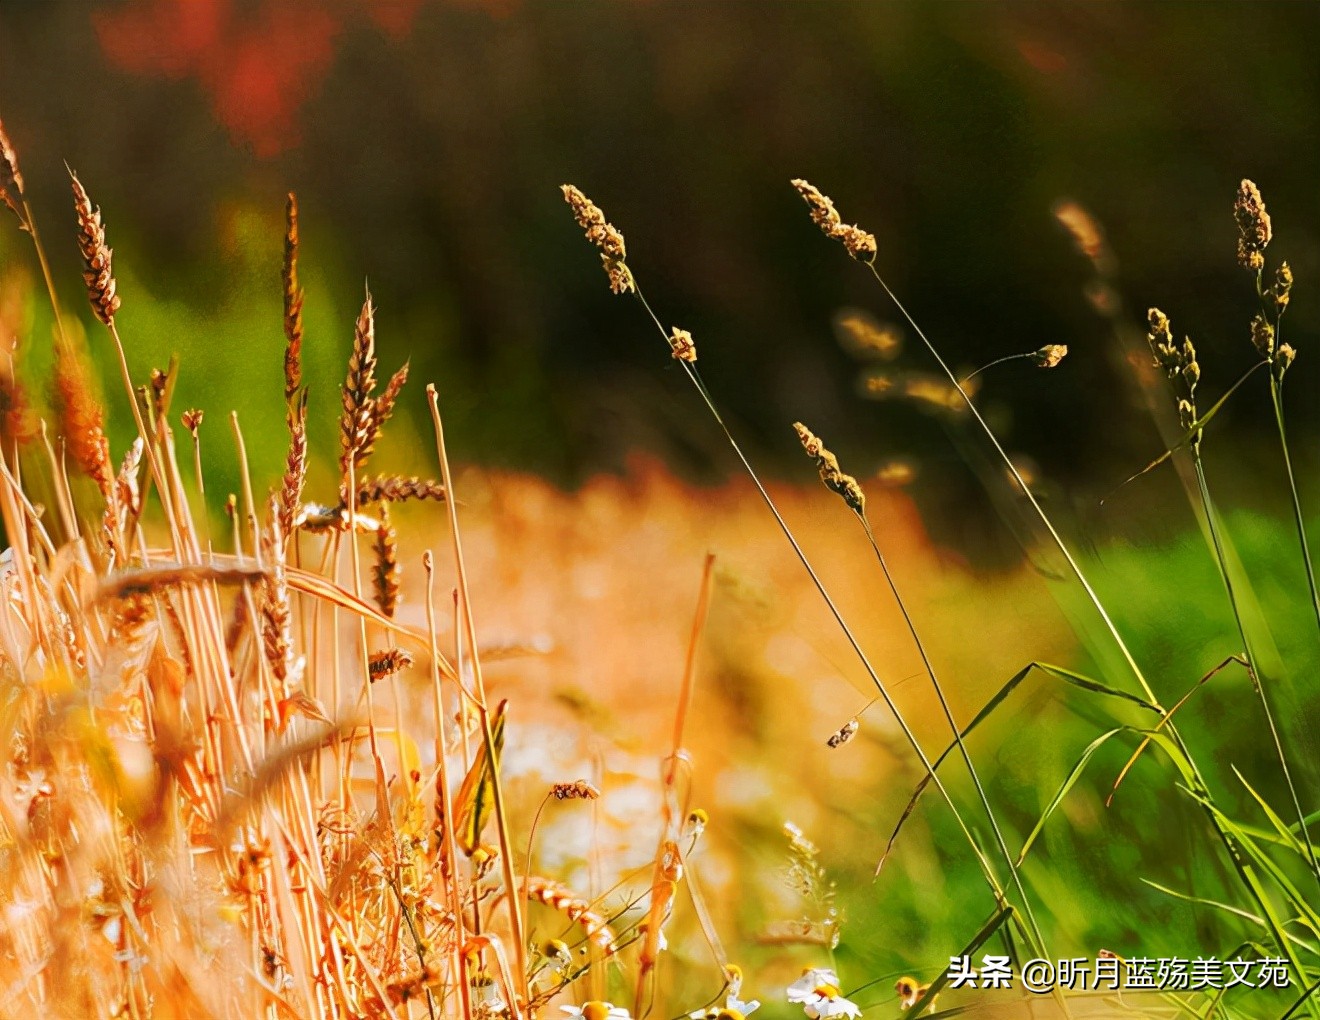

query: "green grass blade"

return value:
[902, 907, 1014, 1019]
[1017, 728, 1127, 866]
[877, 662, 1158, 873]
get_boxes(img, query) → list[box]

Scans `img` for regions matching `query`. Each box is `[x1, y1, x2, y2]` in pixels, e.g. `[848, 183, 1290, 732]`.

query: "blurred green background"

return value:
[4, 3, 1320, 1012]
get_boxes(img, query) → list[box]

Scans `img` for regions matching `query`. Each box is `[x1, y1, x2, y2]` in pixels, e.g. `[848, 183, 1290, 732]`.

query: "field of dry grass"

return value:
[3, 113, 1320, 1020]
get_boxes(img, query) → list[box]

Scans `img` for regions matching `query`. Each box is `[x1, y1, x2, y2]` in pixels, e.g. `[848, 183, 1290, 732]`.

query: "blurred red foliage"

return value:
[93, 0, 426, 157]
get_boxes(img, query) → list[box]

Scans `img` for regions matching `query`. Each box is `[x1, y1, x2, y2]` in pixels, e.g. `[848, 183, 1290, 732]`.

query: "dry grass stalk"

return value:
[70, 171, 121, 325]
[356, 474, 446, 506]
[283, 192, 304, 402]
[0, 342, 35, 449]
[371, 502, 400, 618]
[525, 876, 619, 955]
[0, 117, 23, 225]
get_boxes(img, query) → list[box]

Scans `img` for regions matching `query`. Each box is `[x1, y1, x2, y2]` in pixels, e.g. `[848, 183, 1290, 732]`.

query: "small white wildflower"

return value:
[786, 968, 861, 1019]
[562, 1004, 632, 1020]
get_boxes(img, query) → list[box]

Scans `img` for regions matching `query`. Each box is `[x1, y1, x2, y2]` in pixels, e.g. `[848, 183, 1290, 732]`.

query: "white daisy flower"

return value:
[723, 963, 760, 1015]
[787, 968, 840, 1003]
[786, 968, 861, 1019]
[562, 1003, 632, 1020]
[475, 981, 506, 1012]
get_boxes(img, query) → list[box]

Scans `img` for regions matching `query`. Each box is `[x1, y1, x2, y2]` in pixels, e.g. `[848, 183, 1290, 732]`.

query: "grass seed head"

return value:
[562, 184, 633, 293]
[69, 172, 121, 325]
[791, 178, 876, 262]
[356, 474, 447, 506]
[52, 338, 114, 498]
[826, 718, 859, 748]
[0, 119, 24, 225]
[1271, 260, 1293, 316]
[551, 779, 601, 800]
[1234, 179, 1272, 271]
[338, 289, 378, 487]
[282, 192, 304, 401]
[668, 326, 697, 363]
[368, 646, 413, 682]
[1032, 344, 1068, 368]
[180, 408, 203, 434]
[1250, 314, 1276, 359]
[371, 504, 400, 618]
[792, 421, 866, 514]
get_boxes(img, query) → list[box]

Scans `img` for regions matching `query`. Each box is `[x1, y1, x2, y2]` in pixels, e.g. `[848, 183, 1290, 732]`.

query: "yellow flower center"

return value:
[815, 983, 841, 998]
[717, 1011, 745, 1020]
[582, 1003, 612, 1020]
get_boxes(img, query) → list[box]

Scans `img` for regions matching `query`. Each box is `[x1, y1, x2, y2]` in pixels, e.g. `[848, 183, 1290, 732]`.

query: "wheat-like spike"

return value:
[260, 498, 293, 690]
[338, 290, 377, 492]
[69, 171, 121, 325]
[277, 395, 308, 545]
[371, 360, 409, 438]
[371, 503, 400, 618]
[524, 876, 618, 955]
[355, 475, 447, 507]
[52, 340, 114, 499]
[282, 193, 304, 402]
[0, 119, 24, 226]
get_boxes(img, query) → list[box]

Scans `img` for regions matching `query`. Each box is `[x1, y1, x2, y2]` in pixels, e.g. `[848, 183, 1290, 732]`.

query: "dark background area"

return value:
[2, 0, 1318, 562]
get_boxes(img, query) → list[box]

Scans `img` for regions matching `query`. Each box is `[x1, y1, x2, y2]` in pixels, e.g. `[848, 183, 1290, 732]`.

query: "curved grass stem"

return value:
[627, 283, 1040, 958]
[855, 513, 1046, 951]
[1190, 450, 1320, 886]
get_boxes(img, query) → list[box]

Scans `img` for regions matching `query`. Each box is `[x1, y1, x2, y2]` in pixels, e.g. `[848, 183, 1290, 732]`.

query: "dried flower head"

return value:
[368, 647, 413, 682]
[668, 326, 697, 363]
[792, 422, 866, 514]
[1270, 261, 1293, 317]
[1250, 314, 1276, 360]
[181, 408, 204, 434]
[70, 172, 121, 325]
[1032, 344, 1068, 368]
[826, 718, 859, 748]
[561, 184, 633, 294]
[1277, 343, 1296, 375]
[0, 120, 23, 225]
[1234, 179, 1272, 272]
[551, 780, 601, 800]
[1147, 308, 1202, 431]
[790, 179, 876, 263]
